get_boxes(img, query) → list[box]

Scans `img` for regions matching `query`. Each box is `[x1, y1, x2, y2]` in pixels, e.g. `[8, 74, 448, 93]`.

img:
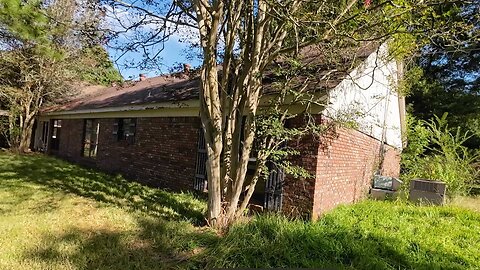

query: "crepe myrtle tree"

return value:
[104, 0, 475, 226]
[0, 47, 72, 151]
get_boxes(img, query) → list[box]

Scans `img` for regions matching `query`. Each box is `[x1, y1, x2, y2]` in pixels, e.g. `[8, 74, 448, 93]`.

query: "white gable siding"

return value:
[324, 43, 403, 149]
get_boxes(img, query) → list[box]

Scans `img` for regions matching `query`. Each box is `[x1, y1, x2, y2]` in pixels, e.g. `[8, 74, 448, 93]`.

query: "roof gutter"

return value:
[41, 90, 329, 119]
[41, 99, 200, 117]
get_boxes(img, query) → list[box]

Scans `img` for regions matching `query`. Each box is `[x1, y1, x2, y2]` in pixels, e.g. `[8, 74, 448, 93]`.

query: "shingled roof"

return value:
[43, 42, 378, 113]
[42, 74, 200, 113]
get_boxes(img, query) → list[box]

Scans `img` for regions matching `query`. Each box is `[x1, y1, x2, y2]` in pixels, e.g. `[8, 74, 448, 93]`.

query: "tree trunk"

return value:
[18, 115, 34, 153]
[8, 112, 20, 150]
[200, 62, 224, 225]
[194, 0, 226, 226]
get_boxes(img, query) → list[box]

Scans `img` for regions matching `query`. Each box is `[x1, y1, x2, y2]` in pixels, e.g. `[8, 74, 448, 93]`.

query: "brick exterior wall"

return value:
[281, 134, 319, 218]
[280, 116, 320, 218]
[51, 119, 84, 162]
[312, 126, 400, 219]
[51, 117, 200, 191]
[48, 114, 400, 218]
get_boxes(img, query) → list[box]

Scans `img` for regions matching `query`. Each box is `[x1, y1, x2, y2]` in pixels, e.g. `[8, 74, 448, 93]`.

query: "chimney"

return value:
[139, 73, 147, 81]
[183, 63, 191, 73]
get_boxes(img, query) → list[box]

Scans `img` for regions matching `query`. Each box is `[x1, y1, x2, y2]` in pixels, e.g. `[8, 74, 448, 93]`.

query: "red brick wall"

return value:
[52, 119, 84, 161]
[381, 146, 401, 177]
[50, 115, 401, 218]
[280, 116, 321, 218]
[97, 117, 199, 190]
[281, 134, 319, 218]
[53, 117, 200, 191]
[312, 126, 401, 219]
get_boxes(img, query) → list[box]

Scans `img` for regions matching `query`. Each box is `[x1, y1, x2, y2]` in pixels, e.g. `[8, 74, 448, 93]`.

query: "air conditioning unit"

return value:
[409, 179, 447, 205]
[370, 175, 403, 200]
[373, 175, 402, 191]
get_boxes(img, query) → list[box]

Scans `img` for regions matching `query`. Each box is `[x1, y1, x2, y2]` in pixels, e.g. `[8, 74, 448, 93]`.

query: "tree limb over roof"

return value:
[43, 41, 379, 114]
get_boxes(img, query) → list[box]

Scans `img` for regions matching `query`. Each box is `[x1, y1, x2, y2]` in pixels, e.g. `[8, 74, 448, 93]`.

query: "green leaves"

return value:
[75, 46, 123, 86]
[0, 0, 54, 54]
[0, 0, 47, 39]
[401, 113, 479, 197]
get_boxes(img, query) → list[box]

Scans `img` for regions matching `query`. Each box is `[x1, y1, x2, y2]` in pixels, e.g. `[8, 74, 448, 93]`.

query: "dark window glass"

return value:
[83, 119, 99, 158]
[40, 121, 49, 151]
[50, 119, 62, 150]
[114, 118, 136, 144]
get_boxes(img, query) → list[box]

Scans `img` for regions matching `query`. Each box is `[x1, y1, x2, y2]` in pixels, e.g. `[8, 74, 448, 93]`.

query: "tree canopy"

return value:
[0, 0, 122, 152]
[405, 1, 480, 147]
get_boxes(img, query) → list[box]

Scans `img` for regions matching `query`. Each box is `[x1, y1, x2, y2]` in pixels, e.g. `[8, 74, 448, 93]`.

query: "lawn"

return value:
[1, 151, 479, 269]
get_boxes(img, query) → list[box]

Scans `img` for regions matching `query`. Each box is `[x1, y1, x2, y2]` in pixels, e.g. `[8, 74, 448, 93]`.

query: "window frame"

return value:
[82, 119, 100, 158]
[50, 119, 62, 151]
[113, 118, 137, 144]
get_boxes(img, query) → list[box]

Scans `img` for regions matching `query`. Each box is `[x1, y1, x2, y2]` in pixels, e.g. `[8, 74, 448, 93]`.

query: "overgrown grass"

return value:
[401, 114, 479, 196]
[209, 203, 480, 269]
[1, 151, 479, 269]
[0, 151, 214, 270]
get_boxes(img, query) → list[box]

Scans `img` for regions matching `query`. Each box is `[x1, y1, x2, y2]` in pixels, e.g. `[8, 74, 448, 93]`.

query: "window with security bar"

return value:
[193, 122, 284, 212]
[194, 128, 208, 192]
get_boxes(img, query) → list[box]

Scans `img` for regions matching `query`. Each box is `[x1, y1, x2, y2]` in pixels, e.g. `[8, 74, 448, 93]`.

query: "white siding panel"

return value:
[325, 44, 403, 149]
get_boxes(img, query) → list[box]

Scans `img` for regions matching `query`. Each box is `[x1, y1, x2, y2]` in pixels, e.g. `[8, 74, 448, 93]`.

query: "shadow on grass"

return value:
[2, 153, 478, 269]
[23, 217, 218, 270]
[0, 178, 68, 215]
[22, 215, 475, 270]
[0, 153, 206, 223]
[204, 214, 477, 269]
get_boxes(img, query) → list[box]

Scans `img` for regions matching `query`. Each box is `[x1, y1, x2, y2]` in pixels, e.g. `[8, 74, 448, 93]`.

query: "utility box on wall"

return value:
[409, 179, 447, 205]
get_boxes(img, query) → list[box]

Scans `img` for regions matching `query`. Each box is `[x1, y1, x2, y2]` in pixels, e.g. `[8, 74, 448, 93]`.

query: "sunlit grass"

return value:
[1, 151, 479, 269]
[0, 151, 213, 270]
[207, 201, 480, 269]
[452, 195, 480, 213]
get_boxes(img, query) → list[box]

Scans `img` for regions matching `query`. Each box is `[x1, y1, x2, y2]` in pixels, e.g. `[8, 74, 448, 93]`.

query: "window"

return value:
[113, 118, 136, 144]
[50, 119, 62, 150]
[83, 119, 99, 158]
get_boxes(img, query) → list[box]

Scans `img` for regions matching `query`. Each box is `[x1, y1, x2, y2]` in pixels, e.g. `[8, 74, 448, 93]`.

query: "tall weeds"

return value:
[401, 113, 479, 197]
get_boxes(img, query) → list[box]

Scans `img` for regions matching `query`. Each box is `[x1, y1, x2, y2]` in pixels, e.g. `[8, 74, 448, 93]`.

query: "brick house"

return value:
[33, 44, 405, 219]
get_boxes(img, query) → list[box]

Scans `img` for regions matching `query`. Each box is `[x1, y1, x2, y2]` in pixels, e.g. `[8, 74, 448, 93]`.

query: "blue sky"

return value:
[108, 36, 201, 80]
[103, 2, 202, 80]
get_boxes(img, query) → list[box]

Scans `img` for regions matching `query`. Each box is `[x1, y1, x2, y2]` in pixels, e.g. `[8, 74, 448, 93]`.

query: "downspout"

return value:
[396, 61, 407, 148]
[377, 82, 391, 175]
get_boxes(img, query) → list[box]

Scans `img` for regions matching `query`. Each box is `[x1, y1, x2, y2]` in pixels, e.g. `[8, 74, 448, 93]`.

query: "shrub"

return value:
[401, 113, 479, 197]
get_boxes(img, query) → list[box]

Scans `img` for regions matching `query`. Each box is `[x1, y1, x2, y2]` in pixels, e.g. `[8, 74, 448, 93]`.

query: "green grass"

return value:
[210, 204, 480, 269]
[0, 151, 213, 270]
[1, 151, 479, 269]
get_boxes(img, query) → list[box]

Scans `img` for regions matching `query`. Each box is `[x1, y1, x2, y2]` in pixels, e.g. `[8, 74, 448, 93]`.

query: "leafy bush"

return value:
[401, 113, 479, 197]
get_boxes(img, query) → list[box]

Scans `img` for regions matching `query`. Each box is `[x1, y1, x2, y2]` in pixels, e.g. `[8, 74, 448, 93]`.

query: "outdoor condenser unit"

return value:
[370, 175, 403, 200]
[409, 179, 447, 205]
